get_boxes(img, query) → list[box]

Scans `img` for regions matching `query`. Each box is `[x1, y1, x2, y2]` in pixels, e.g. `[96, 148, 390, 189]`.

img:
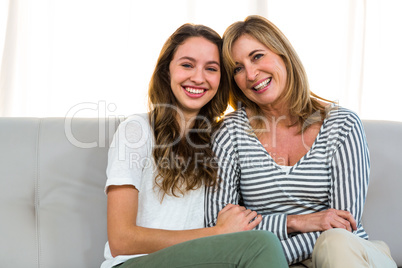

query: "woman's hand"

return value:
[214, 204, 262, 234]
[287, 208, 357, 233]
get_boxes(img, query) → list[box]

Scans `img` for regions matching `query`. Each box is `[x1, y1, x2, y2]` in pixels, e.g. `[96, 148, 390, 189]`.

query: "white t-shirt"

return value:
[101, 113, 205, 268]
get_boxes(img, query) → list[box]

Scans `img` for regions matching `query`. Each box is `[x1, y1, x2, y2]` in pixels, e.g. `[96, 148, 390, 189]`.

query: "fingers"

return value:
[242, 208, 262, 230]
[218, 204, 262, 230]
[351, 220, 357, 231]
[335, 210, 357, 231]
[244, 210, 257, 224]
[219, 204, 247, 215]
[245, 209, 256, 218]
[343, 211, 357, 230]
[324, 209, 356, 232]
[219, 203, 237, 214]
[332, 217, 353, 231]
[238, 208, 261, 230]
[247, 214, 262, 229]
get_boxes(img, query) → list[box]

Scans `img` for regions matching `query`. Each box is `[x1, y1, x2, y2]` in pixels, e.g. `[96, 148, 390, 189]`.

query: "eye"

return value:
[233, 66, 243, 74]
[181, 63, 193, 68]
[253, 53, 263, 61]
[206, 67, 218, 72]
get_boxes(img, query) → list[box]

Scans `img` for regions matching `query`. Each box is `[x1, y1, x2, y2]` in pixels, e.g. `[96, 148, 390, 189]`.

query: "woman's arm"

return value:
[286, 209, 356, 233]
[206, 125, 288, 240]
[286, 112, 369, 235]
[328, 112, 370, 230]
[205, 126, 318, 264]
[279, 112, 370, 264]
[206, 113, 369, 264]
[205, 126, 242, 227]
[285, 113, 368, 235]
[107, 185, 262, 257]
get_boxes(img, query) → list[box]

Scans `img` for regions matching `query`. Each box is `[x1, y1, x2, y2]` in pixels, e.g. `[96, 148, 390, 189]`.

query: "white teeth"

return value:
[184, 87, 205, 94]
[254, 78, 271, 91]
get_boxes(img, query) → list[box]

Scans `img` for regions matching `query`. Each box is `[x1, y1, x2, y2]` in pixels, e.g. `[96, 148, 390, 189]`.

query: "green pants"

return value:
[117, 230, 287, 268]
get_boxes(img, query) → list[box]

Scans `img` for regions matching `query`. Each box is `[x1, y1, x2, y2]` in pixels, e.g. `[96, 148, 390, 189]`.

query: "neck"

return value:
[255, 102, 297, 128]
[176, 110, 199, 134]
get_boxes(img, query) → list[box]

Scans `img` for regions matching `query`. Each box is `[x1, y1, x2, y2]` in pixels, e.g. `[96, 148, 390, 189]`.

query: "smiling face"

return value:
[169, 36, 221, 118]
[231, 34, 288, 109]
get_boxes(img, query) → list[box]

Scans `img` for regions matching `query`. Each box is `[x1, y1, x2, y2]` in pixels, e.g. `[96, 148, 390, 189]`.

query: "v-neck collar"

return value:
[239, 107, 328, 174]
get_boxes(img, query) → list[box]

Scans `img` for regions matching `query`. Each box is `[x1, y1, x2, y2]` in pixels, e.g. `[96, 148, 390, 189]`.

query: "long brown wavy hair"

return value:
[222, 15, 333, 131]
[148, 23, 229, 197]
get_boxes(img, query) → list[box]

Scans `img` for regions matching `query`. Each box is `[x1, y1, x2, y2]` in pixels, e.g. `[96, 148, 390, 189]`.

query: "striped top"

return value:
[205, 106, 370, 265]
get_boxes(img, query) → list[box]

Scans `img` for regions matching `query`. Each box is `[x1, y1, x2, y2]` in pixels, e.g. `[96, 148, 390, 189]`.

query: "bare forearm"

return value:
[286, 209, 356, 234]
[109, 225, 222, 257]
[110, 204, 261, 257]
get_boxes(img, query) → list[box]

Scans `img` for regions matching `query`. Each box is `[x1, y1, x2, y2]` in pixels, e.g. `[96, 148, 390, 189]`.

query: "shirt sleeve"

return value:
[105, 114, 152, 193]
[329, 112, 370, 234]
[205, 124, 290, 239]
[280, 231, 321, 264]
[278, 112, 371, 264]
[206, 109, 371, 265]
[205, 124, 318, 264]
[205, 124, 241, 227]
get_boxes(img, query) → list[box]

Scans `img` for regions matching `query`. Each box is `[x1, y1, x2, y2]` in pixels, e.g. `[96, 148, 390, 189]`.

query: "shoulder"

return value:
[218, 108, 251, 135]
[326, 105, 363, 129]
[214, 108, 249, 138]
[119, 113, 150, 128]
[118, 113, 151, 132]
[212, 108, 253, 153]
[324, 105, 366, 143]
[115, 113, 153, 146]
[222, 108, 249, 127]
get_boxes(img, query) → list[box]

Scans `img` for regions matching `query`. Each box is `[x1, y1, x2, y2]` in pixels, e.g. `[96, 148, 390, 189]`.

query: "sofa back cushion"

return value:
[0, 117, 118, 267]
[362, 120, 402, 266]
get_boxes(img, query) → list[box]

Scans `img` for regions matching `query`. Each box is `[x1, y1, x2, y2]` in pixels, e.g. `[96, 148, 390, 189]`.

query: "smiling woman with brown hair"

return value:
[101, 22, 287, 268]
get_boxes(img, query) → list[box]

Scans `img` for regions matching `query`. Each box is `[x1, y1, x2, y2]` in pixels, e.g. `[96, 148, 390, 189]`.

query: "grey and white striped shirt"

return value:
[205, 106, 369, 264]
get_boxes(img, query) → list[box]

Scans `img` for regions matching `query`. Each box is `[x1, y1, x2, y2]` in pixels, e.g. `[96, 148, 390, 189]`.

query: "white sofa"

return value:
[0, 117, 401, 267]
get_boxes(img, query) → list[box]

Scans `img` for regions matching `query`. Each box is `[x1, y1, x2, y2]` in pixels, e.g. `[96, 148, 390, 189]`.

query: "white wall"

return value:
[0, 0, 401, 121]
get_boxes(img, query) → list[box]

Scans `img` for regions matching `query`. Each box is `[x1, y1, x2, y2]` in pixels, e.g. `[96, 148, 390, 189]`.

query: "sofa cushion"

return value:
[362, 120, 402, 266]
[0, 117, 118, 267]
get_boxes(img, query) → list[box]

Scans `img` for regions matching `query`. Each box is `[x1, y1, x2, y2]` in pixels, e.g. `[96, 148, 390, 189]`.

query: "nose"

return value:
[246, 65, 258, 81]
[190, 67, 205, 84]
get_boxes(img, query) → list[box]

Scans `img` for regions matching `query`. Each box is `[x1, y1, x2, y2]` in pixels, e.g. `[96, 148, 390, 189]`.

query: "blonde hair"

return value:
[222, 15, 331, 130]
[148, 23, 229, 197]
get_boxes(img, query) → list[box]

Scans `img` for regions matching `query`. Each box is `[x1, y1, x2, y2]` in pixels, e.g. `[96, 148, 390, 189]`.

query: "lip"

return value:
[251, 77, 271, 94]
[182, 85, 208, 98]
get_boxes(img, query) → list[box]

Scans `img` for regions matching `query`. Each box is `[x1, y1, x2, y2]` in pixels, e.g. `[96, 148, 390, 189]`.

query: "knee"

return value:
[315, 228, 359, 252]
[243, 230, 285, 258]
[234, 230, 280, 251]
[247, 230, 281, 247]
[316, 228, 350, 244]
[244, 231, 287, 266]
[312, 229, 398, 268]
[313, 228, 364, 264]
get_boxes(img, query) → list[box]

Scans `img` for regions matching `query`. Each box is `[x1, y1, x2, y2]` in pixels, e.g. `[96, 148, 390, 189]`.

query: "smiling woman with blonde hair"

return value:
[221, 15, 329, 132]
[206, 15, 397, 268]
